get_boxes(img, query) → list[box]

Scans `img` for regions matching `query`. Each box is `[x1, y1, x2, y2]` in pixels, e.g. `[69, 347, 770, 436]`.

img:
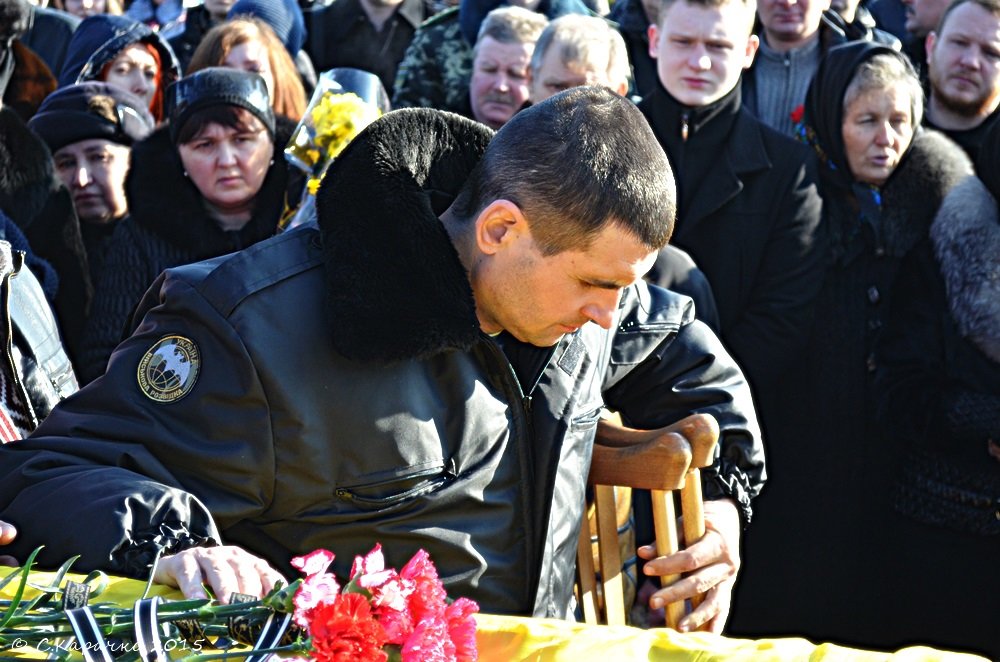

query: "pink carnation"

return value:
[377, 604, 414, 645]
[350, 544, 398, 592]
[401, 615, 454, 662]
[292, 549, 336, 577]
[446, 598, 479, 661]
[400, 549, 448, 622]
[293, 572, 342, 628]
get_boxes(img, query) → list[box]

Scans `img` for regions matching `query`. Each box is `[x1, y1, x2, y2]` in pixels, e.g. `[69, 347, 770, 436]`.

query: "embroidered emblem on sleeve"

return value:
[137, 335, 201, 403]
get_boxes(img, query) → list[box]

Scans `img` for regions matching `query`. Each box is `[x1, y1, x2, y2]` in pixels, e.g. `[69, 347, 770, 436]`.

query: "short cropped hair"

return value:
[474, 5, 549, 56]
[529, 15, 631, 91]
[936, 0, 1000, 34]
[844, 52, 924, 127]
[452, 86, 676, 255]
[657, 0, 757, 29]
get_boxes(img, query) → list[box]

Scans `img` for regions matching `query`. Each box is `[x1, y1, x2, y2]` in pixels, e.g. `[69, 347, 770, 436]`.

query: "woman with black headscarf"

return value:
[796, 39, 976, 643]
[872, 120, 1000, 661]
[734, 41, 974, 648]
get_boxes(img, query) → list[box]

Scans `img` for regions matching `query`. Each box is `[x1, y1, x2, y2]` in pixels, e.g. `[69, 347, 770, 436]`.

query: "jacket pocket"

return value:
[570, 407, 603, 431]
[335, 459, 457, 508]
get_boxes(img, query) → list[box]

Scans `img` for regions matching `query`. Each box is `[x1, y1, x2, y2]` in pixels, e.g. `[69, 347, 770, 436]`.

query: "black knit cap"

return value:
[28, 82, 155, 153]
[166, 67, 275, 144]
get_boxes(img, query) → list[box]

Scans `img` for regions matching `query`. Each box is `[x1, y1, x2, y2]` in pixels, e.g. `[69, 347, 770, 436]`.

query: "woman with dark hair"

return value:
[872, 120, 1000, 661]
[78, 68, 291, 383]
[733, 41, 974, 648]
[58, 14, 180, 122]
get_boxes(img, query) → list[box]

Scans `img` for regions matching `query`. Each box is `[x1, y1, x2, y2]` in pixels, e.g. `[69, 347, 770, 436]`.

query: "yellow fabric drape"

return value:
[0, 571, 987, 662]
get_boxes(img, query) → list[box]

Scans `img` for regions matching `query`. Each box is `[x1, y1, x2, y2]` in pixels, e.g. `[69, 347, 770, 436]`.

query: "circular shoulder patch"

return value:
[137, 335, 201, 403]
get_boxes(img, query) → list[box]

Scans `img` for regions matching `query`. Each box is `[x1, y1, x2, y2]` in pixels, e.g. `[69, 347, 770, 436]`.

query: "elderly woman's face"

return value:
[177, 116, 274, 216]
[841, 84, 915, 187]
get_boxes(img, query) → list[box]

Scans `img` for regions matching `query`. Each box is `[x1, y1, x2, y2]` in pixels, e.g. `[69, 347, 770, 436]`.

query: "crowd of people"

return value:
[0, 0, 996, 657]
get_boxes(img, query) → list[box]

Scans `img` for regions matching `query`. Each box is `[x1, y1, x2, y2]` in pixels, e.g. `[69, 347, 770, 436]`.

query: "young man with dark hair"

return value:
[0, 87, 763, 632]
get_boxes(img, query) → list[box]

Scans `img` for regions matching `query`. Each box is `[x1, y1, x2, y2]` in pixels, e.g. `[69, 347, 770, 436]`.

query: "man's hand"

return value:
[636, 498, 741, 633]
[0, 520, 17, 567]
[153, 546, 287, 603]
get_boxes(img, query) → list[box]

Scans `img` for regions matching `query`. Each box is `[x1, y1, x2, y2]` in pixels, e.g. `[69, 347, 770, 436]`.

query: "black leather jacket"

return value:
[0, 109, 763, 617]
[0, 240, 77, 427]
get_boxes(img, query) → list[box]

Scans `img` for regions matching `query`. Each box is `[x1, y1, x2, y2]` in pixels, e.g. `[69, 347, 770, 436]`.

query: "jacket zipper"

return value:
[335, 462, 457, 506]
[477, 335, 559, 614]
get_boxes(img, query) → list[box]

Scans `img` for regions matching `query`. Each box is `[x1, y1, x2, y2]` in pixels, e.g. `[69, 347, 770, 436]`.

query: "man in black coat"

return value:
[640, 0, 826, 410]
[305, 0, 425, 97]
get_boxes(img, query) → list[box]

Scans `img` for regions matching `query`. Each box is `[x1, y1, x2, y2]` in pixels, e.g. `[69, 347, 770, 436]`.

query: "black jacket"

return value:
[166, 5, 218, 74]
[608, 0, 656, 100]
[77, 121, 292, 384]
[305, 0, 425, 96]
[0, 214, 78, 427]
[0, 108, 763, 618]
[639, 85, 826, 400]
[21, 6, 80, 79]
[870, 175, 999, 659]
[730, 129, 974, 645]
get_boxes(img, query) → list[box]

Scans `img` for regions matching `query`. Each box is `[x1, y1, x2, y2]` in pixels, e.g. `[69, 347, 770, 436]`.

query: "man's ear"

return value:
[743, 34, 760, 69]
[474, 199, 529, 255]
[648, 23, 661, 59]
[925, 31, 937, 66]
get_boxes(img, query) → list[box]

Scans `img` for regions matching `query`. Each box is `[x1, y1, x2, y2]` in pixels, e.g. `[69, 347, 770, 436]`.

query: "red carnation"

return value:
[790, 104, 805, 125]
[309, 593, 388, 662]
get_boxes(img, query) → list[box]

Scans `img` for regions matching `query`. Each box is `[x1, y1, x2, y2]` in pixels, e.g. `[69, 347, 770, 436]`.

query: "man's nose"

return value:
[688, 46, 711, 70]
[581, 291, 621, 330]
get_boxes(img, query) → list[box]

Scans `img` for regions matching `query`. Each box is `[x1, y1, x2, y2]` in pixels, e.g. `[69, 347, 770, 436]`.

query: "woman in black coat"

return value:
[732, 41, 974, 647]
[873, 124, 1000, 660]
[78, 68, 291, 384]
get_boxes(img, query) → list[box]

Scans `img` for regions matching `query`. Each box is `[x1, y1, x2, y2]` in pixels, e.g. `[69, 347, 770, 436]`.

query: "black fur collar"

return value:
[0, 107, 59, 230]
[125, 117, 295, 258]
[931, 176, 1000, 364]
[315, 108, 494, 364]
[878, 130, 973, 257]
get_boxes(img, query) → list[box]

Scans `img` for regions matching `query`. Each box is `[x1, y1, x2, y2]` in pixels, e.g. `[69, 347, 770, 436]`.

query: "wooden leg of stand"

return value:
[651, 488, 684, 629]
[681, 469, 706, 613]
